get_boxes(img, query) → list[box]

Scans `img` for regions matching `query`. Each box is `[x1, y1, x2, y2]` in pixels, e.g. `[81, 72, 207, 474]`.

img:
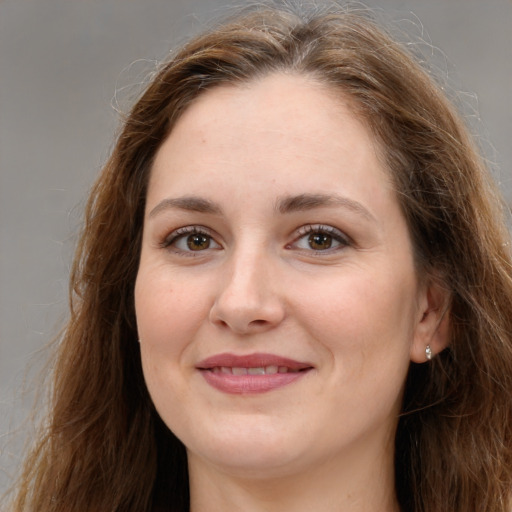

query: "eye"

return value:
[163, 226, 221, 254]
[290, 225, 350, 252]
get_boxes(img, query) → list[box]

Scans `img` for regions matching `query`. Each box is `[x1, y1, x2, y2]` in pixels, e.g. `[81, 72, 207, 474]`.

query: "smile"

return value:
[211, 366, 301, 375]
[196, 353, 313, 394]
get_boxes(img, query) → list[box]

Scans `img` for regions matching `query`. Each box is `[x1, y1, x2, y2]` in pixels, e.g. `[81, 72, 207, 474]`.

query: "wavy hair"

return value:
[12, 3, 512, 511]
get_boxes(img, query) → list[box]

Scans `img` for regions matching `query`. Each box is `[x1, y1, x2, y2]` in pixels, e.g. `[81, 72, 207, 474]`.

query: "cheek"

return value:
[135, 267, 209, 344]
[294, 267, 417, 376]
[134, 272, 205, 425]
[134, 270, 210, 392]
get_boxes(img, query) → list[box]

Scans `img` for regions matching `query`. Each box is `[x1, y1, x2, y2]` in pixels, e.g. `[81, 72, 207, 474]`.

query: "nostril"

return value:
[209, 297, 285, 334]
[249, 319, 267, 327]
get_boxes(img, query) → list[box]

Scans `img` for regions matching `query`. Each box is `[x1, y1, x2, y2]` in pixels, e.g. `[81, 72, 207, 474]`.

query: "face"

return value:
[135, 74, 429, 479]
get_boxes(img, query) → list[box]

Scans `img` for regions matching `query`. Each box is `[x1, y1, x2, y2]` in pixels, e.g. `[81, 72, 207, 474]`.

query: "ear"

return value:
[410, 279, 451, 363]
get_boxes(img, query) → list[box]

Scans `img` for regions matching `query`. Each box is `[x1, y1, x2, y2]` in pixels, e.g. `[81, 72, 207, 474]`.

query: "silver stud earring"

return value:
[425, 345, 432, 361]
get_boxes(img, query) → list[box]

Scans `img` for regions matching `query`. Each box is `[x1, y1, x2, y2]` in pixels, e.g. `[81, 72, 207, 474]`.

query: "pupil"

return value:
[187, 234, 209, 250]
[309, 232, 332, 250]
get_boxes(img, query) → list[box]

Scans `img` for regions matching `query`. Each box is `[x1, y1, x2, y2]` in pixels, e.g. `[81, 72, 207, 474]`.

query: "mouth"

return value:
[196, 353, 313, 394]
[208, 365, 304, 375]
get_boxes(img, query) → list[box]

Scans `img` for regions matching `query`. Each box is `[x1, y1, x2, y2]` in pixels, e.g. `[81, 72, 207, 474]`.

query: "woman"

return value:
[12, 3, 512, 511]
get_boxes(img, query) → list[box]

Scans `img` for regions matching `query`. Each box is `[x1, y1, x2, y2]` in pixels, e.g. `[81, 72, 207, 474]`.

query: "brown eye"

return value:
[165, 227, 221, 254]
[308, 232, 333, 250]
[187, 234, 211, 251]
[290, 225, 349, 253]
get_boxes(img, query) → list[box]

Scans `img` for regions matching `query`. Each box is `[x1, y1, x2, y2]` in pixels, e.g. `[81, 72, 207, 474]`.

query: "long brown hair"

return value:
[11, 3, 512, 511]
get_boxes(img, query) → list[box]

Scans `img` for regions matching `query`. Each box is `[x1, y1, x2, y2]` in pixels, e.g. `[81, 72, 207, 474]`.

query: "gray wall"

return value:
[1, 0, 511, 495]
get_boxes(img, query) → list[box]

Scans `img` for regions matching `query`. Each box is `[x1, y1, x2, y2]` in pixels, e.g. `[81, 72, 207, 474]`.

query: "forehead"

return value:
[166, 73, 361, 144]
[148, 73, 393, 211]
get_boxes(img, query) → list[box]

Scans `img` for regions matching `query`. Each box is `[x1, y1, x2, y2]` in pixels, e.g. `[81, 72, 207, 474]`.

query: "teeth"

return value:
[212, 366, 292, 375]
[248, 367, 265, 375]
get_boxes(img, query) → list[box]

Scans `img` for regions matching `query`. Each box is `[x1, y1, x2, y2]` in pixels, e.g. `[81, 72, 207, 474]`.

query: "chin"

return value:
[182, 416, 313, 477]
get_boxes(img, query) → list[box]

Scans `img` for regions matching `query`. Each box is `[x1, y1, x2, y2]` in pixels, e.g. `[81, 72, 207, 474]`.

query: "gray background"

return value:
[1, 0, 511, 496]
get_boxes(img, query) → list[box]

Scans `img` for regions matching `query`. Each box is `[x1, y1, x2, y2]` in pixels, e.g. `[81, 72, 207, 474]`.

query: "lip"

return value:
[196, 352, 314, 394]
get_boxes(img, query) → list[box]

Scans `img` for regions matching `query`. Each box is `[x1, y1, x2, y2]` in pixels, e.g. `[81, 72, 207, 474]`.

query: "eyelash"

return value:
[161, 226, 219, 256]
[161, 224, 351, 255]
[290, 224, 351, 253]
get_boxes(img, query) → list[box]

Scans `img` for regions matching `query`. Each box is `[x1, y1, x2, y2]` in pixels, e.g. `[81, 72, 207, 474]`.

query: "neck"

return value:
[188, 435, 400, 512]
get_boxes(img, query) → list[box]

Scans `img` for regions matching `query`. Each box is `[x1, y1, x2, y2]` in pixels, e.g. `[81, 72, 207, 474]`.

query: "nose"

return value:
[209, 249, 286, 335]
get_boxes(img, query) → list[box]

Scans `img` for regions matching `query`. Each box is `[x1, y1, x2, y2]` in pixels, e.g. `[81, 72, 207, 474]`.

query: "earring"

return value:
[425, 345, 432, 361]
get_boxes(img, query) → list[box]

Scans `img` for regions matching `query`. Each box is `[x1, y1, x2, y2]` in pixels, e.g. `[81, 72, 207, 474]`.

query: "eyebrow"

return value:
[149, 196, 223, 218]
[276, 193, 375, 221]
[148, 193, 375, 221]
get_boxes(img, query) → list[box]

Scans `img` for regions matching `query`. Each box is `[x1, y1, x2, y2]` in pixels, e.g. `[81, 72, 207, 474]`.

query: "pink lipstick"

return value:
[196, 353, 313, 394]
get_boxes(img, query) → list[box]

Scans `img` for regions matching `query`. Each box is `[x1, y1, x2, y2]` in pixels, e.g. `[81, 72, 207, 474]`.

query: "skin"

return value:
[135, 73, 448, 511]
